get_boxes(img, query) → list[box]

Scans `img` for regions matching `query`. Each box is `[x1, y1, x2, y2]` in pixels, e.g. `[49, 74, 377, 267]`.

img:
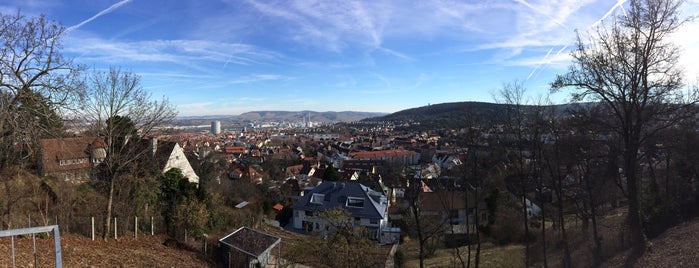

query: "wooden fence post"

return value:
[135, 217, 138, 238]
[151, 216, 154, 235]
[91, 217, 95, 241]
[114, 217, 118, 240]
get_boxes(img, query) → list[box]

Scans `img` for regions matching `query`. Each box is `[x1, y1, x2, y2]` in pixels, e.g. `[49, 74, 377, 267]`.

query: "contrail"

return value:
[527, 0, 627, 81]
[527, 47, 554, 80]
[66, 0, 133, 32]
[590, 0, 628, 28]
[542, 0, 627, 73]
[514, 0, 568, 29]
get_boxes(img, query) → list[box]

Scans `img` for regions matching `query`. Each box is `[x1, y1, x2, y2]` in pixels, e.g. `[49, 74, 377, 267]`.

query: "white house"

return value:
[150, 138, 199, 184]
[290, 181, 391, 240]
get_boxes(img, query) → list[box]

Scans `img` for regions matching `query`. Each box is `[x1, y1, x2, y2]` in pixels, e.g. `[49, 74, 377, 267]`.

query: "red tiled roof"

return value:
[286, 164, 303, 175]
[348, 149, 417, 159]
[224, 146, 246, 154]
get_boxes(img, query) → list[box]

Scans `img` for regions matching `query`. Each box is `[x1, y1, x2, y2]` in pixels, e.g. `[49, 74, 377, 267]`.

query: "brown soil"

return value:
[0, 234, 213, 267]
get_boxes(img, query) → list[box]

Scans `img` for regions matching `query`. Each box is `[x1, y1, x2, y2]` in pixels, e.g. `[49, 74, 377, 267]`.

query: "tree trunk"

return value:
[102, 176, 115, 239]
[540, 196, 548, 268]
[589, 193, 602, 267]
[522, 190, 530, 268]
[625, 145, 646, 263]
[557, 181, 571, 268]
[474, 184, 481, 268]
[410, 194, 426, 268]
[465, 184, 471, 268]
[549, 142, 571, 268]
[626, 171, 645, 251]
[582, 163, 602, 266]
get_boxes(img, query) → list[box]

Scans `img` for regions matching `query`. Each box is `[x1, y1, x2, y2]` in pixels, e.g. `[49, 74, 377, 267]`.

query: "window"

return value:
[450, 209, 460, 224]
[305, 211, 314, 216]
[310, 193, 325, 204]
[370, 218, 379, 225]
[346, 197, 364, 208]
[59, 158, 87, 166]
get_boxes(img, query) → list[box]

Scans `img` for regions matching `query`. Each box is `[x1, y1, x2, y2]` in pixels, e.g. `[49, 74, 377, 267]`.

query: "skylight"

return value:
[310, 193, 325, 204]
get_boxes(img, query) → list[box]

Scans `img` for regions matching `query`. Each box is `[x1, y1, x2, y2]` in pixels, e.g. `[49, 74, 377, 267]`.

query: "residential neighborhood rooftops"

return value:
[348, 149, 417, 159]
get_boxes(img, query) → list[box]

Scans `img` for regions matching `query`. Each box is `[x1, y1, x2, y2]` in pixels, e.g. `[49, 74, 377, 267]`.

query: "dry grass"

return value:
[397, 207, 633, 268]
[0, 234, 212, 267]
[400, 238, 525, 268]
[601, 216, 699, 267]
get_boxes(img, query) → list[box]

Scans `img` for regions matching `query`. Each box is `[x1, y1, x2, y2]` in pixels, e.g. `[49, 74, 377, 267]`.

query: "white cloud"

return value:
[229, 74, 288, 84]
[62, 33, 284, 71]
[245, 0, 390, 53]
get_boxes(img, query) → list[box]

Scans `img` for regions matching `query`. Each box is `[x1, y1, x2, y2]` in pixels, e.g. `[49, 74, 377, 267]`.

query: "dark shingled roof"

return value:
[291, 181, 388, 219]
[219, 227, 281, 257]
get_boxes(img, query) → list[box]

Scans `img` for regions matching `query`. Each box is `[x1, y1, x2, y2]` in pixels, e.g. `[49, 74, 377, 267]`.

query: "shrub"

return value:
[394, 249, 405, 268]
[490, 206, 525, 244]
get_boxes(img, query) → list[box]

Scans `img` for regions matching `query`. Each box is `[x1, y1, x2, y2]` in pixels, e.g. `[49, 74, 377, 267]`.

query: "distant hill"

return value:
[362, 101, 590, 129]
[172, 111, 387, 128]
[236, 110, 387, 123]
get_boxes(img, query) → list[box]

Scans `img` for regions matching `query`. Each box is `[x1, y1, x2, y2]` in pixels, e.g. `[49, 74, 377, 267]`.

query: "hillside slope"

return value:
[0, 234, 212, 267]
[602, 217, 699, 267]
[362, 101, 587, 130]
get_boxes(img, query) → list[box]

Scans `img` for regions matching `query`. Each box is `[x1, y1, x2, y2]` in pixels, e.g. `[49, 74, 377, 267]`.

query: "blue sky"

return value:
[3, 0, 699, 116]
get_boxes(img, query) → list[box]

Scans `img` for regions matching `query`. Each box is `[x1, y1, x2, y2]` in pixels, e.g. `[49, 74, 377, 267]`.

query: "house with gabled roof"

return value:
[148, 138, 199, 184]
[228, 164, 263, 184]
[38, 137, 107, 183]
[290, 181, 391, 240]
[418, 189, 489, 234]
[38, 137, 199, 184]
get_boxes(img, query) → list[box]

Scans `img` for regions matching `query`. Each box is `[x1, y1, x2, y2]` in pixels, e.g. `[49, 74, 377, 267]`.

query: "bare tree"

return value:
[0, 11, 83, 169]
[282, 207, 383, 267]
[495, 80, 535, 267]
[405, 178, 448, 268]
[551, 0, 696, 261]
[81, 67, 176, 239]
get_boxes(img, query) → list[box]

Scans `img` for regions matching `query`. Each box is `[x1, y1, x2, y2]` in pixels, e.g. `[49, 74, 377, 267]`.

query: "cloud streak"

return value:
[66, 0, 132, 32]
[12, 0, 699, 116]
[521, 0, 627, 81]
[64, 35, 283, 69]
[229, 74, 288, 84]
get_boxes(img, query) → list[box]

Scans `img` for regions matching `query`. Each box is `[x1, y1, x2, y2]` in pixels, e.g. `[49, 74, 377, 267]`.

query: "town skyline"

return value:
[3, 0, 699, 116]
